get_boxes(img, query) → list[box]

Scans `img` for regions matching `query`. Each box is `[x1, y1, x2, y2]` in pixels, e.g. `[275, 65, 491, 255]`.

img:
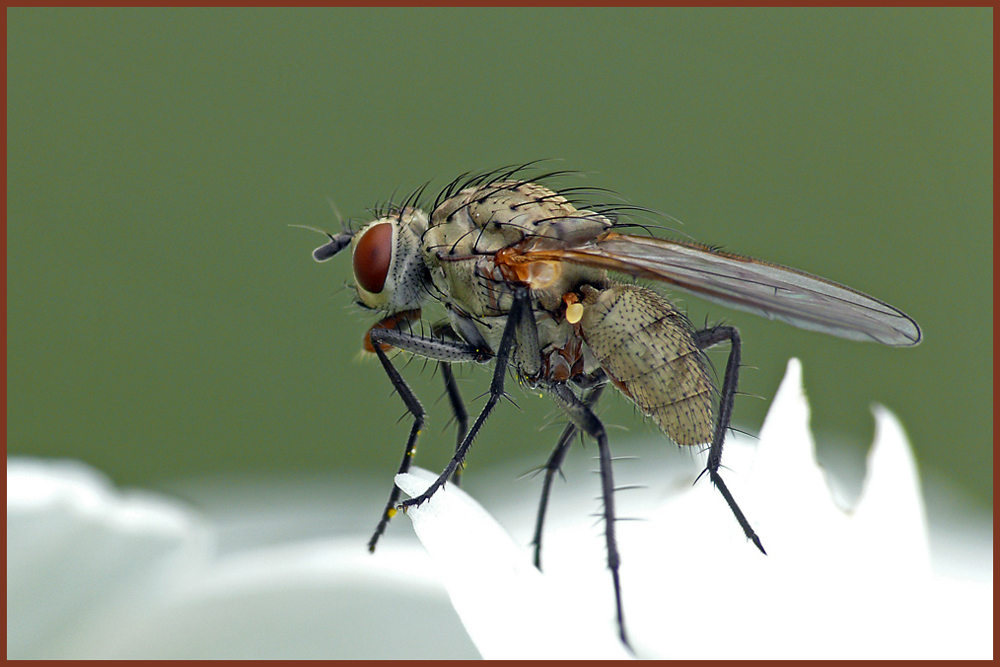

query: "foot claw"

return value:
[396, 495, 425, 511]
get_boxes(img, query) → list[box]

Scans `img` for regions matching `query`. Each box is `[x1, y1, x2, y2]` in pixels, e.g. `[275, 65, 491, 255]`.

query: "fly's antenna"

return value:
[291, 224, 355, 262]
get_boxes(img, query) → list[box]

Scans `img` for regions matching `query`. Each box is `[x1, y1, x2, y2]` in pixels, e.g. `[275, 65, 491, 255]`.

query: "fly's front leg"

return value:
[544, 380, 630, 648]
[694, 325, 766, 555]
[397, 284, 539, 511]
[366, 327, 489, 553]
[531, 375, 607, 570]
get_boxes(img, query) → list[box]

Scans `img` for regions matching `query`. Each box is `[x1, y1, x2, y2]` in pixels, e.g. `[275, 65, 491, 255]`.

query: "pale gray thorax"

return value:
[421, 182, 611, 354]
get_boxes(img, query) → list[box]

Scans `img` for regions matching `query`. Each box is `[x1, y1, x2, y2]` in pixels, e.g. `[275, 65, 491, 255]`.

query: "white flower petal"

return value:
[8, 459, 479, 659]
[396, 468, 633, 660]
[852, 404, 932, 573]
[747, 358, 853, 556]
[69, 538, 478, 659]
[7, 458, 212, 659]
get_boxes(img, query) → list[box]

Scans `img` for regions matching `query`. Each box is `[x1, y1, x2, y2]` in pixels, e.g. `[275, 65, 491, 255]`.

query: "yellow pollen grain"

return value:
[566, 302, 584, 324]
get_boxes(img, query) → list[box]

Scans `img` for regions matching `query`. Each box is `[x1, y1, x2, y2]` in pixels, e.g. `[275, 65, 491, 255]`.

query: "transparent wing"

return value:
[525, 232, 921, 346]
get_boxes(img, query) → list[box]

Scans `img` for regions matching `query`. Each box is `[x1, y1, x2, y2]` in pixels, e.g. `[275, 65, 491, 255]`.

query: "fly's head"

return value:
[310, 206, 431, 314]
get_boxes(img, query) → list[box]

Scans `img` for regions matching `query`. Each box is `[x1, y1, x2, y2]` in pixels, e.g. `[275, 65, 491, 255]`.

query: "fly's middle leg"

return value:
[694, 325, 766, 555]
[544, 380, 630, 649]
[439, 362, 467, 485]
[433, 323, 470, 487]
[531, 375, 607, 570]
[366, 327, 489, 553]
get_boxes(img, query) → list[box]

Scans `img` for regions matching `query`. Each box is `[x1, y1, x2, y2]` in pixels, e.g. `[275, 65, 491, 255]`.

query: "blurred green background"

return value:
[8, 8, 992, 515]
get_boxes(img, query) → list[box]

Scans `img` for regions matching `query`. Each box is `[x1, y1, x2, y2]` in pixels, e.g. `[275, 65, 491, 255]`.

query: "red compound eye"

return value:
[353, 223, 393, 294]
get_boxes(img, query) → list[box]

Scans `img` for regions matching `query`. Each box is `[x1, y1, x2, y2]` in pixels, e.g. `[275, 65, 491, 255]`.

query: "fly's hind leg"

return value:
[366, 327, 489, 553]
[694, 325, 766, 555]
[544, 379, 630, 648]
[531, 372, 607, 570]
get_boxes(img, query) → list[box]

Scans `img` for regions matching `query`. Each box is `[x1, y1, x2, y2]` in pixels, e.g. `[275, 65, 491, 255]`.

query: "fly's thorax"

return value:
[423, 180, 614, 315]
[350, 208, 430, 312]
[429, 254, 513, 319]
[427, 181, 614, 256]
[576, 282, 715, 447]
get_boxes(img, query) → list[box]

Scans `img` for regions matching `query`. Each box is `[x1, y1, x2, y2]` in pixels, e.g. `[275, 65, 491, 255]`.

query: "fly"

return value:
[305, 165, 922, 648]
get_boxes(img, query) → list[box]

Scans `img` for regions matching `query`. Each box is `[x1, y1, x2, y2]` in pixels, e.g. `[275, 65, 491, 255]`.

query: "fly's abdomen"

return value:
[578, 283, 714, 447]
